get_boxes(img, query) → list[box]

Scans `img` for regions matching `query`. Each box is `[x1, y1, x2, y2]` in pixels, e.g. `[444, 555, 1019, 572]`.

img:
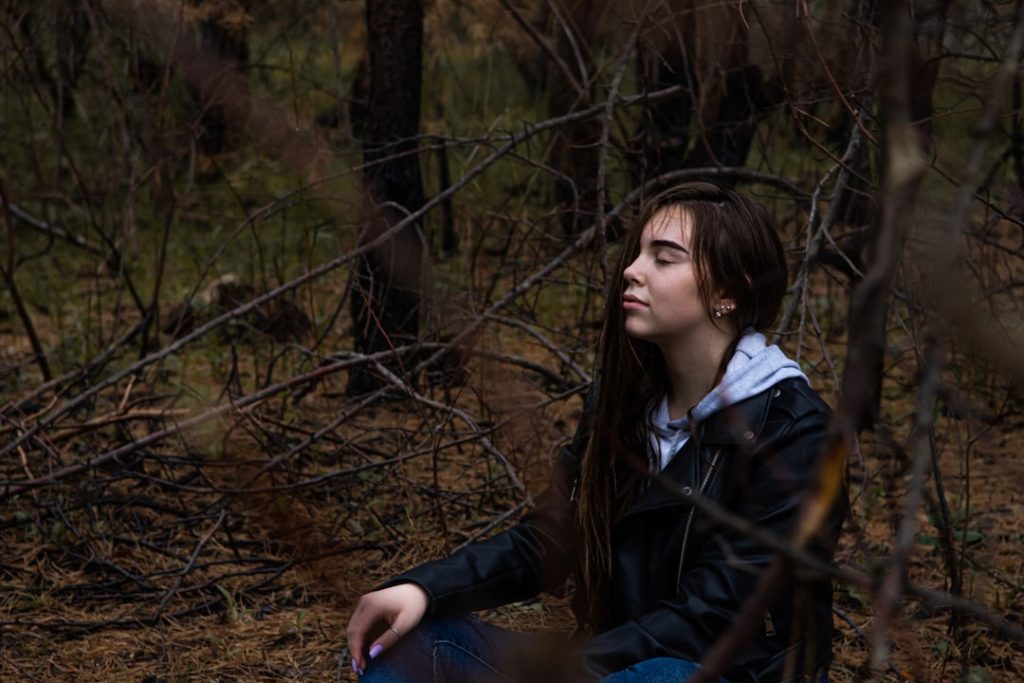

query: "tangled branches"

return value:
[3, 1, 1024, 681]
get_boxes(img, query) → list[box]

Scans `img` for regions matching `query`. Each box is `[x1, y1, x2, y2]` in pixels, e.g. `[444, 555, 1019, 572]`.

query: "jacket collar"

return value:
[695, 382, 776, 446]
[618, 384, 778, 520]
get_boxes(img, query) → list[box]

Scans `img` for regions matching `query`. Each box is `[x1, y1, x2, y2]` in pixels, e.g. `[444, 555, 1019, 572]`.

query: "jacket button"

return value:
[773, 388, 781, 398]
[680, 486, 693, 497]
[743, 430, 755, 440]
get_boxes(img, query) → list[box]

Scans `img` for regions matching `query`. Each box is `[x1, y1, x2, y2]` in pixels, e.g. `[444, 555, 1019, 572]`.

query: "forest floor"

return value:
[2, 310, 1023, 683]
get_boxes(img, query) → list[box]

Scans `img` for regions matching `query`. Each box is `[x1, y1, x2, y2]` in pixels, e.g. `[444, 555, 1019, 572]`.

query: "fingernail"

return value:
[351, 658, 359, 674]
[369, 643, 383, 660]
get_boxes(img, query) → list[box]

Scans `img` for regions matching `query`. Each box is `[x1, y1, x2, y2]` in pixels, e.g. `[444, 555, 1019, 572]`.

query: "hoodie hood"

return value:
[650, 329, 807, 471]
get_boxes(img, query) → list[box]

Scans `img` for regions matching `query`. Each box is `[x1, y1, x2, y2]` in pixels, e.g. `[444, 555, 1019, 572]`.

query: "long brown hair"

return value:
[576, 182, 788, 627]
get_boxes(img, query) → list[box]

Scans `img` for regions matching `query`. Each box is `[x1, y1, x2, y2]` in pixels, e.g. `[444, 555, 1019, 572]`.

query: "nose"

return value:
[623, 255, 643, 285]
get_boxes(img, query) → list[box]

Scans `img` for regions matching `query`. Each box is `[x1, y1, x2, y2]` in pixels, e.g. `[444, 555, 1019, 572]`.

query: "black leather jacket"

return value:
[387, 378, 846, 683]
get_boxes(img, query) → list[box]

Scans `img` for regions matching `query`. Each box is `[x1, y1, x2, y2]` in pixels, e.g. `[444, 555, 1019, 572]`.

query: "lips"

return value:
[622, 294, 648, 309]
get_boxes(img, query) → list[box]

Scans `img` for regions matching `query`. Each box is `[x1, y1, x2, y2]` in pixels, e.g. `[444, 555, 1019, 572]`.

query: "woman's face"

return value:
[621, 206, 715, 344]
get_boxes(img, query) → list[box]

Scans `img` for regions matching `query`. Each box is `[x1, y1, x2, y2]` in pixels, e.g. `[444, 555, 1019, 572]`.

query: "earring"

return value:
[713, 303, 734, 318]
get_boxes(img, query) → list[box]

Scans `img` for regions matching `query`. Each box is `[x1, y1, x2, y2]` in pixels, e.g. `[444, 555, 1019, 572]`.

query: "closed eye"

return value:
[653, 250, 682, 265]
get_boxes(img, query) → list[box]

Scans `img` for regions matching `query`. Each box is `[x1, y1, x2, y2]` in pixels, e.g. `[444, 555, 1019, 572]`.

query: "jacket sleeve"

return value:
[579, 408, 845, 680]
[378, 387, 595, 616]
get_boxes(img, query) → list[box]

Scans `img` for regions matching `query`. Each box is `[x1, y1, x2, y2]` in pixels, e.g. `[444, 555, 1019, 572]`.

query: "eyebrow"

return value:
[650, 239, 689, 253]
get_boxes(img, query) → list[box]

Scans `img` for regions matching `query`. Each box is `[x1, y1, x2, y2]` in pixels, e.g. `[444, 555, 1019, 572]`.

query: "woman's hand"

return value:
[346, 582, 429, 675]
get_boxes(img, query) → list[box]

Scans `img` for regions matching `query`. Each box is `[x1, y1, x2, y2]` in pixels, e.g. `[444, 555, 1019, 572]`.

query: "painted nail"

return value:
[351, 658, 359, 674]
[369, 643, 383, 660]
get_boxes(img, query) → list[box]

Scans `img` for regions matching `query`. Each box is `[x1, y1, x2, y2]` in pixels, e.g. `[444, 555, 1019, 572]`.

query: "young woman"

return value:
[346, 183, 846, 683]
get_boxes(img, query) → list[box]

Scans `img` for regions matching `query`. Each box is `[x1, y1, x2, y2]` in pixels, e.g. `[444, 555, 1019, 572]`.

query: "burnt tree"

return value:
[347, 0, 425, 395]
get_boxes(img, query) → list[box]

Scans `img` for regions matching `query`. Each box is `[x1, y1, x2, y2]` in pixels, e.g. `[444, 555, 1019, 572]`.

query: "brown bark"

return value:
[348, 0, 426, 395]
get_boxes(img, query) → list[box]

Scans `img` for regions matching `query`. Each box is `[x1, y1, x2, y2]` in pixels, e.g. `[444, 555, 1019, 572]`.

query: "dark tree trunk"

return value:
[16, 2, 88, 119]
[347, 0, 425, 396]
[1014, 66, 1024, 195]
[637, 1, 760, 189]
[843, 0, 948, 432]
[549, 0, 601, 236]
[682, 64, 762, 176]
[636, 41, 696, 183]
[195, 10, 250, 156]
[55, 0, 91, 119]
[435, 96, 458, 257]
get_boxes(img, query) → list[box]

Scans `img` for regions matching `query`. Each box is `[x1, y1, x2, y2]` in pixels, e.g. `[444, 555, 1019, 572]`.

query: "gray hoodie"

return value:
[649, 330, 808, 471]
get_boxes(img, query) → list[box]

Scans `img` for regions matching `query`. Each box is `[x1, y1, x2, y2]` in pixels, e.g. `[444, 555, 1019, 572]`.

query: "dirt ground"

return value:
[3, 345, 1023, 683]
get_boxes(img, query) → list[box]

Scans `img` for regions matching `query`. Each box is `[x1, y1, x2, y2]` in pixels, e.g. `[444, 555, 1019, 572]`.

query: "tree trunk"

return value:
[842, 0, 949, 432]
[195, 7, 250, 156]
[549, 0, 602, 235]
[347, 0, 425, 396]
[55, 0, 91, 119]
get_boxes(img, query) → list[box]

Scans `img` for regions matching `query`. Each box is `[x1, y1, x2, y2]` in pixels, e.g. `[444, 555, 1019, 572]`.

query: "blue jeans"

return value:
[358, 616, 730, 683]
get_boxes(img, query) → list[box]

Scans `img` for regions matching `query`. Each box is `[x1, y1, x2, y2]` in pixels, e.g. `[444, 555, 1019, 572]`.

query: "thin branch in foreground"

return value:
[0, 182, 51, 382]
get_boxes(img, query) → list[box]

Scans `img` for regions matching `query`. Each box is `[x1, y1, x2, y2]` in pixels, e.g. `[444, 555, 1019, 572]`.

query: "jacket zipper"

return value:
[763, 609, 777, 637]
[675, 448, 721, 590]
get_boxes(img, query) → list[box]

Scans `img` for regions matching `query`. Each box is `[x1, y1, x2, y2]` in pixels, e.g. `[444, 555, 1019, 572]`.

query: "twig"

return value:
[773, 112, 867, 344]
[0, 80, 695, 462]
[5, 201, 101, 255]
[546, 0, 590, 90]
[838, 0, 926, 436]
[370, 360, 529, 499]
[498, 0, 586, 101]
[0, 181, 52, 382]
[0, 652, 44, 683]
[870, 343, 942, 673]
[153, 509, 225, 619]
[674, 482, 1024, 644]
[0, 347, 404, 498]
[924, 0, 1024, 384]
[595, 10, 645, 270]
[483, 315, 591, 383]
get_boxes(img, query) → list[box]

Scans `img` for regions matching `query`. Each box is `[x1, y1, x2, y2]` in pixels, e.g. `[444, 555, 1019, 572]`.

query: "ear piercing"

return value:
[713, 303, 735, 318]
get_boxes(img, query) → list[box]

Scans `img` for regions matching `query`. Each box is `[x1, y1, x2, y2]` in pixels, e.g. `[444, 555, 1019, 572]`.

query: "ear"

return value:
[712, 297, 736, 318]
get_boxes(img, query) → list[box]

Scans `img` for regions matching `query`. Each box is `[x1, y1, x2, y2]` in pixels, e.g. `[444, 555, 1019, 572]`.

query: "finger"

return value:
[346, 609, 374, 669]
[348, 633, 366, 672]
[346, 621, 365, 658]
[367, 622, 403, 661]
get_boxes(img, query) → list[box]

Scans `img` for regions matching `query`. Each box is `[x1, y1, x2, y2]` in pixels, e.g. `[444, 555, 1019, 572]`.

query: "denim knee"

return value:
[600, 657, 727, 683]
[359, 616, 515, 683]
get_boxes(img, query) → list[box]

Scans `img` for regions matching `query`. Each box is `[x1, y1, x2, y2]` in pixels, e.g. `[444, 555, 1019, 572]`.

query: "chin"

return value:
[623, 321, 644, 338]
[624, 323, 659, 343]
